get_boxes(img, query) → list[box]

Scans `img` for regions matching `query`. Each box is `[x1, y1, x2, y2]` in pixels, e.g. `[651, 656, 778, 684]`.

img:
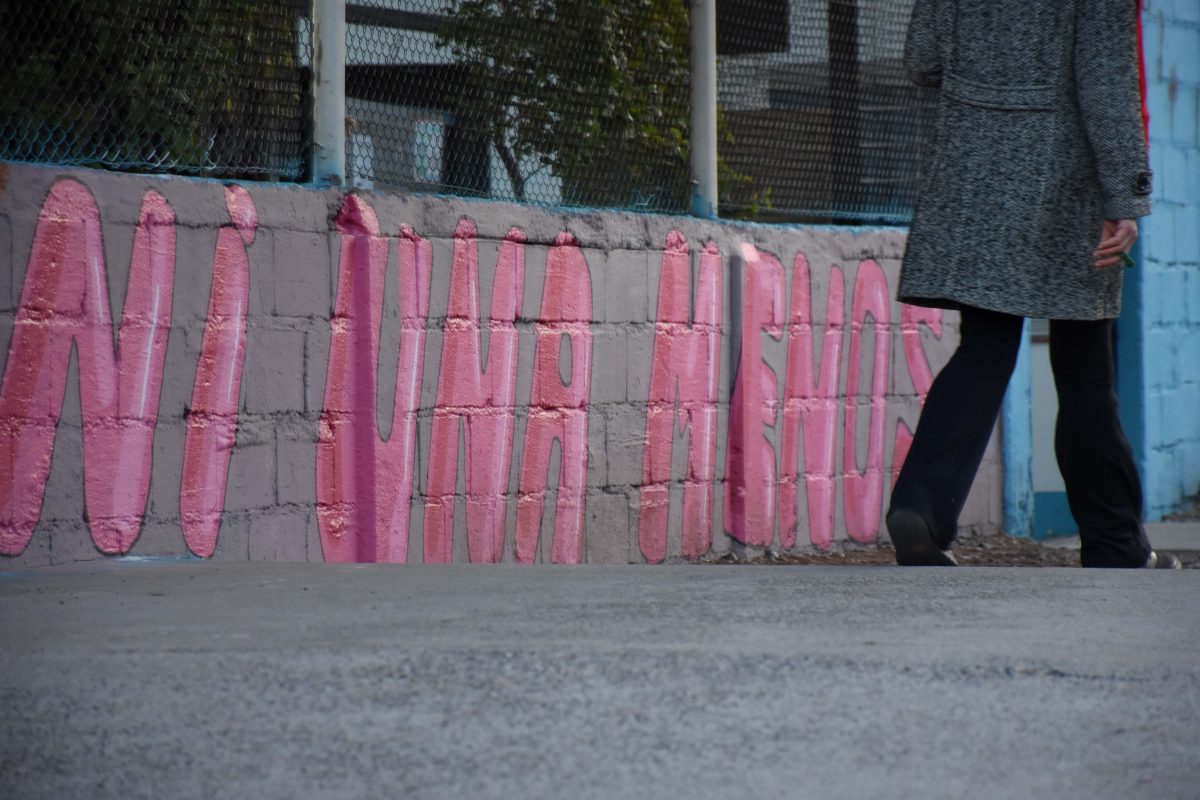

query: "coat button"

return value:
[1134, 171, 1153, 196]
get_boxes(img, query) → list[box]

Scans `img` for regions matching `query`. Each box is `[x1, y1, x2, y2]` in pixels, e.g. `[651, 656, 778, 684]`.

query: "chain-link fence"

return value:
[718, 0, 936, 222]
[0, 0, 312, 180]
[345, 0, 693, 213]
[0, 0, 934, 222]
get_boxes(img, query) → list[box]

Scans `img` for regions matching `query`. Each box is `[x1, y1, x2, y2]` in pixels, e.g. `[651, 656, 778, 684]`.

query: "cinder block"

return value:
[247, 229, 275, 317]
[417, 328, 443, 411]
[172, 228, 218, 326]
[0, 315, 11, 379]
[252, 182, 335, 234]
[519, 243, 548, 322]
[305, 325, 333, 416]
[41, 421, 83, 522]
[146, 420, 185, 519]
[1162, 26, 1200, 90]
[1145, 329, 1177, 390]
[1161, 268, 1189, 325]
[1165, 384, 1195, 439]
[274, 230, 332, 317]
[1144, 209, 1177, 269]
[404, 488, 425, 563]
[1175, 179, 1200, 265]
[249, 509, 310, 561]
[128, 519, 186, 558]
[47, 520, 104, 565]
[308, 510, 325, 562]
[624, 322, 657, 406]
[1145, 389, 1165, 449]
[604, 404, 649, 487]
[1178, 331, 1200, 386]
[224, 442, 275, 511]
[157, 325, 200, 421]
[585, 489, 630, 563]
[1142, 268, 1165, 327]
[604, 250, 651, 323]
[99, 223, 136, 318]
[1157, 390, 1182, 446]
[1148, 143, 1168, 203]
[243, 328, 306, 414]
[513, 326, 539, 412]
[277, 434, 317, 507]
[210, 511, 249, 561]
[1186, 270, 1200, 321]
[425, 237, 455, 323]
[587, 406, 607, 488]
[1162, 146, 1189, 206]
[3, 523, 51, 567]
[587, 327, 627, 404]
[1170, 80, 1198, 145]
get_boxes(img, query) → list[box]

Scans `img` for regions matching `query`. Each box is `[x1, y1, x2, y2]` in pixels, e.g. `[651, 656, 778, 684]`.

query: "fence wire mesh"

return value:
[0, 0, 312, 180]
[718, 0, 936, 222]
[0, 1, 934, 222]
[345, 0, 693, 212]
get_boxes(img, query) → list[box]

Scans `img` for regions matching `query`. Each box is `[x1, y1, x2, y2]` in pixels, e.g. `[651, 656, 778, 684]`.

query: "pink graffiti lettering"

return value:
[637, 233, 723, 562]
[842, 260, 890, 543]
[779, 254, 846, 550]
[0, 180, 175, 555]
[892, 303, 943, 483]
[724, 243, 785, 546]
[179, 186, 256, 557]
[317, 195, 432, 563]
[424, 220, 525, 563]
[515, 234, 593, 563]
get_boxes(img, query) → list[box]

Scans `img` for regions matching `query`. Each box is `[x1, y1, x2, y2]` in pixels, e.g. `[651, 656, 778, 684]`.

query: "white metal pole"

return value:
[312, 0, 346, 184]
[689, 0, 718, 219]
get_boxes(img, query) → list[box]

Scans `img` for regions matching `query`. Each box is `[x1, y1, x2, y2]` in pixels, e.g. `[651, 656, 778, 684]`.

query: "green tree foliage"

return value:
[0, 0, 305, 178]
[438, 0, 692, 209]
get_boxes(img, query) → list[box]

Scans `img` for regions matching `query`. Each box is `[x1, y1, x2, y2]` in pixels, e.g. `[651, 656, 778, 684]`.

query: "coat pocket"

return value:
[943, 73, 1057, 112]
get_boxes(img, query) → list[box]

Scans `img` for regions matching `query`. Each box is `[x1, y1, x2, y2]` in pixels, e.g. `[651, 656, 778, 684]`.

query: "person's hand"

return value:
[1093, 219, 1138, 268]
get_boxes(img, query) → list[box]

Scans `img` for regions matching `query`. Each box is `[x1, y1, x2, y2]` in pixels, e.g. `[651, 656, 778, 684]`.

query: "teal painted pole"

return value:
[1002, 324, 1033, 537]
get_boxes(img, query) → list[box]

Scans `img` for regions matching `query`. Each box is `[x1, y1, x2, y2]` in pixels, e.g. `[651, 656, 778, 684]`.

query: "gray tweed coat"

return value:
[898, 0, 1152, 320]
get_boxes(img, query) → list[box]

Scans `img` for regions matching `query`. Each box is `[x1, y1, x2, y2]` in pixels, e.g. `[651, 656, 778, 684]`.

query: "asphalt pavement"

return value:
[1, 561, 1197, 800]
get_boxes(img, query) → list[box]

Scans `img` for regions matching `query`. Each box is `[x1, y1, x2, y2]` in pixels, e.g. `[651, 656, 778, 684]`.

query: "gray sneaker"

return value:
[1144, 551, 1183, 570]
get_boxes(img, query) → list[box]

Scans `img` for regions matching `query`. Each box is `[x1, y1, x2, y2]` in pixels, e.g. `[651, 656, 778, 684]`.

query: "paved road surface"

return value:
[2, 562, 1197, 799]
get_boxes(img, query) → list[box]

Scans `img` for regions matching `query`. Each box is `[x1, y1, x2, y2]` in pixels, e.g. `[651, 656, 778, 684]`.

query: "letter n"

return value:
[423, 220, 524, 563]
[780, 253, 845, 550]
[843, 260, 890, 543]
[0, 180, 175, 555]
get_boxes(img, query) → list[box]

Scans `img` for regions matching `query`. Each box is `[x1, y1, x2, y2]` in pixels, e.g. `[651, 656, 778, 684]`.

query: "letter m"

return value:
[638, 232, 723, 562]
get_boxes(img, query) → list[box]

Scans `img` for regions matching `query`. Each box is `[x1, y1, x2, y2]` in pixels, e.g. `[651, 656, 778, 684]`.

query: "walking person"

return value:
[887, 0, 1181, 568]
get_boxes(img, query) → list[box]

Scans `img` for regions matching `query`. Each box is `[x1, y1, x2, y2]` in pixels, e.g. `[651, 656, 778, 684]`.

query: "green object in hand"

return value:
[1119, 252, 1136, 269]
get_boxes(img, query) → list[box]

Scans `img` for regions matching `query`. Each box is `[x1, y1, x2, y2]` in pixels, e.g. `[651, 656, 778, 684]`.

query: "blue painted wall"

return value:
[1138, 0, 1200, 517]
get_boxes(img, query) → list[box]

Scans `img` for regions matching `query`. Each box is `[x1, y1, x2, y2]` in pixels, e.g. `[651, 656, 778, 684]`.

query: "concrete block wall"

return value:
[1140, 1, 1200, 516]
[0, 162, 992, 566]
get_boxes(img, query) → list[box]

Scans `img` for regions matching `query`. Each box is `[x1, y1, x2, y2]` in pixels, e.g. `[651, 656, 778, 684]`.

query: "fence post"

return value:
[690, 0, 719, 219]
[312, 0, 346, 184]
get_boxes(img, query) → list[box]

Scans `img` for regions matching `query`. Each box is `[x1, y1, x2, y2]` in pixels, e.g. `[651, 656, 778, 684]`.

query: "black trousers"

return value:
[890, 305, 1152, 568]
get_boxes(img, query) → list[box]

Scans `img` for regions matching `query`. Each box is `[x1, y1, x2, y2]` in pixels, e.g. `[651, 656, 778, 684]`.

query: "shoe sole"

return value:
[887, 510, 957, 567]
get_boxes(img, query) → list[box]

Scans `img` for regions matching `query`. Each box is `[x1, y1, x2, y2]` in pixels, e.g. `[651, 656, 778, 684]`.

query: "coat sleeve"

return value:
[904, 0, 943, 87]
[1075, 0, 1152, 219]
